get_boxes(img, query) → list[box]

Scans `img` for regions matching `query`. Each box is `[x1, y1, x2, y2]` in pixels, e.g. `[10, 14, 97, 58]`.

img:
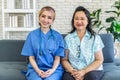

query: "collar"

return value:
[72, 30, 91, 38]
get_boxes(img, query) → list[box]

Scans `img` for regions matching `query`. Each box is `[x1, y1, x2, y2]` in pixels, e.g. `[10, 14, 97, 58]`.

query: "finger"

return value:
[72, 70, 77, 75]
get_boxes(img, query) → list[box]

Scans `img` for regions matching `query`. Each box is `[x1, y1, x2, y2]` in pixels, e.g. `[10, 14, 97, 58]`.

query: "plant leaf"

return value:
[106, 17, 115, 22]
[95, 9, 101, 20]
[97, 26, 104, 33]
[113, 5, 120, 10]
[105, 11, 118, 14]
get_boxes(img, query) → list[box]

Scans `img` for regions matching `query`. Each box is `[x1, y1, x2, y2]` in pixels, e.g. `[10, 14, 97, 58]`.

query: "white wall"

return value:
[0, 0, 115, 39]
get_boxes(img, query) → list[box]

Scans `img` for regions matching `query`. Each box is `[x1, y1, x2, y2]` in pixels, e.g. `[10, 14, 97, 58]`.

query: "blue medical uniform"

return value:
[21, 28, 65, 80]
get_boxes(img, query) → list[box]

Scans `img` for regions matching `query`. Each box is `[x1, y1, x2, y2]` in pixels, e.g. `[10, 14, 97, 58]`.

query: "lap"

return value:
[84, 70, 104, 80]
[62, 72, 74, 80]
[45, 70, 63, 80]
[26, 70, 63, 80]
[62, 70, 104, 80]
[26, 71, 42, 80]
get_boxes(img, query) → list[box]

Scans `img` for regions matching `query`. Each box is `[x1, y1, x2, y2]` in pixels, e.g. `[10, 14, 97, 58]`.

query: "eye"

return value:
[81, 17, 85, 20]
[41, 15, 45, 18]
[75, 17, 85, 21]
[75, 17, 79, 20]
[48, 16, 52, 20]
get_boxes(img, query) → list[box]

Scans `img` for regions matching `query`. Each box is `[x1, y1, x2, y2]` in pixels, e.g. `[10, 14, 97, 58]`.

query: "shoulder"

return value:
[51, 29, 63, 37]
[92, 34, 103, 44]
[65, 33, 74, 40]
[28, 28, 40, 37]
[25, 28, 40, 41]
[52, 29, 60, 34]
[94, 34, 101, 40]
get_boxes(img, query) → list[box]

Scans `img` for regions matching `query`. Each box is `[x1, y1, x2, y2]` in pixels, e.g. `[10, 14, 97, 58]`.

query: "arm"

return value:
[44, 56, 60, 77]
[72, 50, 103, 80]
[83, 50, 104, 73]
[83, 35, 104, 73]
[52, 56, 60, 70]
[61, 49, 74, 73]
[29, 56, 45, 77]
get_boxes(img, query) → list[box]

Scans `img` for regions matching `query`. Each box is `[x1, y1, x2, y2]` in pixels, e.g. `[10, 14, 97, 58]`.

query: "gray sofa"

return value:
[99, 34, 120, 80]
[0, 34, 120, 80]
[0, 40, 27, 80]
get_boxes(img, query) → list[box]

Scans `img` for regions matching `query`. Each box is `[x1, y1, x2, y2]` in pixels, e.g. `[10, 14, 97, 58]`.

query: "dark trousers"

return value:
[62, 70, 104, 80]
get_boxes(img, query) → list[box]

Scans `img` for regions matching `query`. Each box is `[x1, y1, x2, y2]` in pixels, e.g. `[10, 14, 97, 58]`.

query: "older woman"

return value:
[62, 6, 104, 80]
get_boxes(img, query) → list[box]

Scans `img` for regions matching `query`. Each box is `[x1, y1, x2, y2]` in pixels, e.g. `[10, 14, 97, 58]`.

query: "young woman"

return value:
[21, 6, 64, 80]
[62, 6, 104, 80]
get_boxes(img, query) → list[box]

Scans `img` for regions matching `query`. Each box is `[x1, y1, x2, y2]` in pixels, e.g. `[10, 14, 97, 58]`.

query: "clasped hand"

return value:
[71, 69, 85, 80]
[37, 69, 55, 78]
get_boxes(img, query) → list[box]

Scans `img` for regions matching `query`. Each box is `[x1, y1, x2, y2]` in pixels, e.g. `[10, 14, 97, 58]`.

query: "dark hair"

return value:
[70, 6, 95, 38]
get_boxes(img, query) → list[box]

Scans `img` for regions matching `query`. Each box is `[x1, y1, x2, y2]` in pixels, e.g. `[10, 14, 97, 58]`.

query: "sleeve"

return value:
[21, 33, 34, 56]
[94, 35, 104, 53]
[64, 36, 68, 49]
[55, 34, 65, 58]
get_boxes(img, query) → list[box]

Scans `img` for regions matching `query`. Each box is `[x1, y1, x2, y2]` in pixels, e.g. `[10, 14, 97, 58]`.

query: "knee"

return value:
[85, 72, 97, 80]
[62, 72, 74, 80]
[84, 71, 103, 80]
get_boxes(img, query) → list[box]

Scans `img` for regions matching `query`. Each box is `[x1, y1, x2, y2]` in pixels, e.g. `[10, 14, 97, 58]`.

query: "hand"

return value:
[44, 69, 55, 77]
[36, 69, 46, 78]
[72, 69, 85, 80]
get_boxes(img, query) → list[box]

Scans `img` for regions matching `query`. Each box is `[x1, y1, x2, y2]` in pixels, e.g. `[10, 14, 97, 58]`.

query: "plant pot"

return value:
[114, 42, 120, 58]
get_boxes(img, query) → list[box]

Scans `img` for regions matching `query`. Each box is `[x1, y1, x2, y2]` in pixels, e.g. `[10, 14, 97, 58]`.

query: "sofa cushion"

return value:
[102, 60, 120, 80]
[0, 62, 27, 80]
[99, 34, 114, 63]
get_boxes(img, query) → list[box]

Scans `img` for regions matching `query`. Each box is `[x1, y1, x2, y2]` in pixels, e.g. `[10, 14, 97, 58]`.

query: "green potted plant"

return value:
[90, 9, 106, 33]
[105, 0, 120, 42]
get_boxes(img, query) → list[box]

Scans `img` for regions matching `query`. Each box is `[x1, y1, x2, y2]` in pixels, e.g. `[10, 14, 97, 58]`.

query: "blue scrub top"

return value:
[21, 28, 65, 72]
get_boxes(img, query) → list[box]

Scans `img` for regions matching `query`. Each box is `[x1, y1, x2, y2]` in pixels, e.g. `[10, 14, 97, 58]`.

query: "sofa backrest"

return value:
[0, 40, 26, 61]
[0, 34, 114, 63]
[99, 34, 114, 63]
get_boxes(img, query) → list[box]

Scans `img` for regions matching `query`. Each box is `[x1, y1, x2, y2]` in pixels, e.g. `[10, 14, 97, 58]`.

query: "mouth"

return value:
[76, 24, 83, 27]
[42, 23, 48, 26]
[76, 22, 82, 25]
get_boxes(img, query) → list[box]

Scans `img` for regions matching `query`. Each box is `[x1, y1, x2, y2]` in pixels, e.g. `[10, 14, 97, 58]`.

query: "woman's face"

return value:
[74, 11, 88, 31]
[39, 10, 55, 28]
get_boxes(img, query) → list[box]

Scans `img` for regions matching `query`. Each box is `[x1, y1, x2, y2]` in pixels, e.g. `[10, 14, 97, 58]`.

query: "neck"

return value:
[76, 30, 86, 40]
[41, 27, 50, 34]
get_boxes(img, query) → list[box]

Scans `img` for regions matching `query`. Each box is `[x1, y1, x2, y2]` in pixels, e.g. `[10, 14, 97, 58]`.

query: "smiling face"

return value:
[39, 7, 55, 28]
[74, 11, 88, 32]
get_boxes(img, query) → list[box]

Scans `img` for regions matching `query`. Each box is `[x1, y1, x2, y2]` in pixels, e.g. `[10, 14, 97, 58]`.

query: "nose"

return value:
[44, 17, 48, 22]
[76, 20, 82, 25]
[77, 19, 82, 23]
